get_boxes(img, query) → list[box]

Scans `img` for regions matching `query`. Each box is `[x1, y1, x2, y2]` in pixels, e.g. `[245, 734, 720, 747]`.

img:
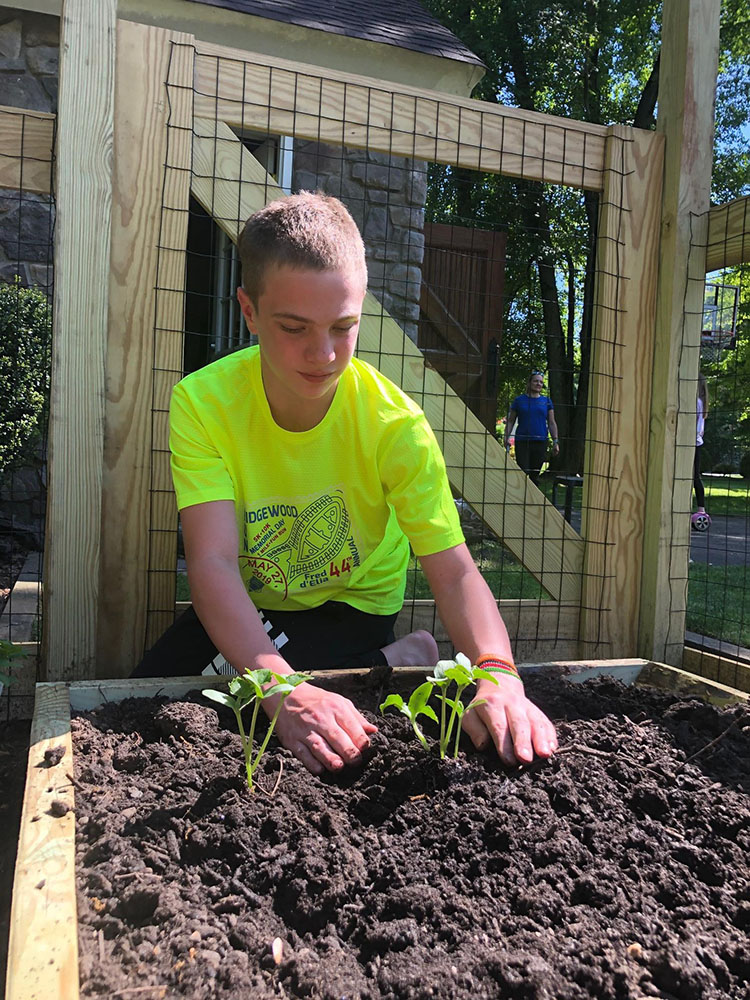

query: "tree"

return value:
[422, 0, 749, 470]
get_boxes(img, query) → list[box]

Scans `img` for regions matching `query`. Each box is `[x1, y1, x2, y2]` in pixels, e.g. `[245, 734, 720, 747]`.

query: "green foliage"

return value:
[740, 454, 750, 480]
[0, 639, 26, 688]
[204, 669, 311, 790]
[379, 681, 437, 750]
[421, 1, 750, 470]
[0, 279, 52, 477]
[381, 653, 497, 758]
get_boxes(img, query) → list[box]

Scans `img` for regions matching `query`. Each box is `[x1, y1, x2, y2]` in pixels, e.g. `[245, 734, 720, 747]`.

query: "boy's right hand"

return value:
[273, 684, 377, 775]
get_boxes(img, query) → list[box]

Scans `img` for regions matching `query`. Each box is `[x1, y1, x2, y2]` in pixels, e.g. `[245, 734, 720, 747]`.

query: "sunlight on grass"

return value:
[687, 561, 750, 649]
[703, 475, 750, 518]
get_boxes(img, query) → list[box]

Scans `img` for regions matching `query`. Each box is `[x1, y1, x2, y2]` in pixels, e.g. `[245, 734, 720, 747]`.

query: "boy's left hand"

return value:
[462, 676, 557, 765]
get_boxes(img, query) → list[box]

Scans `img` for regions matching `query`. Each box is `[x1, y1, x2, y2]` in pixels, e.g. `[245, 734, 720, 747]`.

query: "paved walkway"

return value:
[690, 515, 749, 567]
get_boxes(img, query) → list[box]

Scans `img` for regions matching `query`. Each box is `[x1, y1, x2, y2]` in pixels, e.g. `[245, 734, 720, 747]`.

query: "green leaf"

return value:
[202, 688, 236, 708]
[380, 693, 405, 714]
[407, 681, 434, 715]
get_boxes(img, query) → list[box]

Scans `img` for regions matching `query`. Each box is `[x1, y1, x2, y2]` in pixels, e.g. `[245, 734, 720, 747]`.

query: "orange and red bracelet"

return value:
[476, 653, 521, 681]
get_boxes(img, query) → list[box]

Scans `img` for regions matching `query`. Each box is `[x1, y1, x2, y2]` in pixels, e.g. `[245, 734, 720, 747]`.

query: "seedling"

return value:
[0, 639, 25, 689]
[429, 653, 497, 758]
[380, 653, 498, 759]
[204, 669, 311, 790]
[379, 681, 438, 751]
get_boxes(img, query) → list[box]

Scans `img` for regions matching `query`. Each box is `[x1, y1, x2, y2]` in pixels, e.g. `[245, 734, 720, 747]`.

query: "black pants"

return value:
[515, 439, 548, 484]
[694, 445, 705, 508]
[131, 601, 398, 677]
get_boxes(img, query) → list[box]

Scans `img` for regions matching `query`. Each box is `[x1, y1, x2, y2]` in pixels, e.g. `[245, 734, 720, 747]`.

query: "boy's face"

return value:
[237, 264, 366, 431]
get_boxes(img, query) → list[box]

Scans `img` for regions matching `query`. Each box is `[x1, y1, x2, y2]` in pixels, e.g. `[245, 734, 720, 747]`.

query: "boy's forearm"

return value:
[434, 568, 514, 666]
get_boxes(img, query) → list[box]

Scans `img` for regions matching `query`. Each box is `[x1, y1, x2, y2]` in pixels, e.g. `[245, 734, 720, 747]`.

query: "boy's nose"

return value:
[306, 331, 335, 363]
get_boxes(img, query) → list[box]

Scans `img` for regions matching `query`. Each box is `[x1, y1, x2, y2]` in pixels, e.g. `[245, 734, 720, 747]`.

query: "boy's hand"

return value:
[462, 676, 557, 766]
[273, 684, 377, 775]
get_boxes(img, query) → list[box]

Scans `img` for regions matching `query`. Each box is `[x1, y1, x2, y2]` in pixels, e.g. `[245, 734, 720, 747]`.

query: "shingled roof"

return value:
[185, 0, 483, 66]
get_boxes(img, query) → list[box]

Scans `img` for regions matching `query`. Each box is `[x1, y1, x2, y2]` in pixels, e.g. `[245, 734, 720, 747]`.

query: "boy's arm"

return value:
[418, 542, 558, 765]
[181, 501, 376, 775]
[547, 407, 560, 456]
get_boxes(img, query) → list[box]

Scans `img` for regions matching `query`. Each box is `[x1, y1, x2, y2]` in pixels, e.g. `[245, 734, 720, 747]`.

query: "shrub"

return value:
[0, 279, 52, 477]
[740, 453, 750, 480]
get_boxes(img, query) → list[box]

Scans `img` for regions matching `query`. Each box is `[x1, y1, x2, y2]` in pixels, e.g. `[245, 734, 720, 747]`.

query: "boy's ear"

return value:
[237, 286, 257, 332]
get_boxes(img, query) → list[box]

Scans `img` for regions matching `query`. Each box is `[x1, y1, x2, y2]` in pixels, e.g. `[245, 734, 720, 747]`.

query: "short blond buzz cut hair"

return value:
[238, 191, 368, 305]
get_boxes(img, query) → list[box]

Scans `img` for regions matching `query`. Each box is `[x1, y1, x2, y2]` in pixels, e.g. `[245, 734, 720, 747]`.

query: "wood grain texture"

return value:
[579, 125, 664, 658]
[42, 0, 117, 682]
[706, 195, 750, 271]
[6, 683, 77, 1000]
[191, 118, 584, 602]
[682, 647, 750, 695]
[97, 22, 194, 677]
[0, 105, 55, 195]
[192, 42, 607, 191]
[638, 0, 720, 665]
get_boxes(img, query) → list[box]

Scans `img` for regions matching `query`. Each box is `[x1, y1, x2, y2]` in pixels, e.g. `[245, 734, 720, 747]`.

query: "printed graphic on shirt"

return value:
[240, 491, 361, 601]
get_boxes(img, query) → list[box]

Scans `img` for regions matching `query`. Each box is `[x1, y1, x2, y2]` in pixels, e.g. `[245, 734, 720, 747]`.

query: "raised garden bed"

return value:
[7, 661, 750, 999]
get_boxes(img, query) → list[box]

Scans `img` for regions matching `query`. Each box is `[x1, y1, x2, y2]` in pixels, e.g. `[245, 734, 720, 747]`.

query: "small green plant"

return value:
[379, 681, 437, 750]
[380, 653, 497, 759]
[203, 669, 311, 790]
[0, 639, 26, 688]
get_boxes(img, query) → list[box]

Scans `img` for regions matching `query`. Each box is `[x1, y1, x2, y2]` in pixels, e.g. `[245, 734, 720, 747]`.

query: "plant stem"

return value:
[250, 698, 285, 781]
[439, 690, 448, 758]
[412, 721, 430, 751]
[234, 706, 254, 790]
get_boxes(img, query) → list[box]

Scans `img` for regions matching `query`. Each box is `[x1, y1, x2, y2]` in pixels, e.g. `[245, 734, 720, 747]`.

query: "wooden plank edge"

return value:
[59, 657, 750, 711]
[6, 682, 78, 1000]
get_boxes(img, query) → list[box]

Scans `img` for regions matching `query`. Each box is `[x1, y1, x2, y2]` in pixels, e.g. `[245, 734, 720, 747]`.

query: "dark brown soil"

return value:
[70, 673, 750, 1000]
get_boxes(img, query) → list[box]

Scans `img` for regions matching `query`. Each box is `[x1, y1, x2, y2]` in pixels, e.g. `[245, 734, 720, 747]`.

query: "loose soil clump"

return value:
[70, 674, 750, 999]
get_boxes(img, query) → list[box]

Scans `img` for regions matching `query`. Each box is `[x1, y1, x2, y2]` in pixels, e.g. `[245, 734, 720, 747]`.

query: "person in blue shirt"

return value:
[505, 371, 559, 484]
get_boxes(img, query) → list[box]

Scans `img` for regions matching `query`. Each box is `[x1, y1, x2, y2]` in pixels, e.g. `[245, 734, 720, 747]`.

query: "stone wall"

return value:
[293, 141, 426, 342]
[0, 7, 58, 288]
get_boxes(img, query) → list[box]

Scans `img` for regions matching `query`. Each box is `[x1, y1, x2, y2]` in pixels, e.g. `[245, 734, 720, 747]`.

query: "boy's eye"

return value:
[280, 324, 304, 334]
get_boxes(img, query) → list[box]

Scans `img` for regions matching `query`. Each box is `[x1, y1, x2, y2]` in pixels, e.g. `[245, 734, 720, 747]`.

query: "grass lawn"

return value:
[702, 474, 750, 518]
[687, 561, 750, 650]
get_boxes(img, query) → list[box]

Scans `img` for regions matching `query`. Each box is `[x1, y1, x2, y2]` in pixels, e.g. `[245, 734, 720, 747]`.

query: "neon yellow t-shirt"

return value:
[170, 346, 464, 614]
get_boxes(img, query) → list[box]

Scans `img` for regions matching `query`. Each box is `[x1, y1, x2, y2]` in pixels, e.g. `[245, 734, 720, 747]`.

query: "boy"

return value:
[134, 192, 557, 774]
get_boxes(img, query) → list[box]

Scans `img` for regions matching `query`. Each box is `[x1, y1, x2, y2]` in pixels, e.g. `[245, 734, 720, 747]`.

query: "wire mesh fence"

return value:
[144, 43, 631, 665]
[0, 107, 55, 720]
[682, 202, 750, 691]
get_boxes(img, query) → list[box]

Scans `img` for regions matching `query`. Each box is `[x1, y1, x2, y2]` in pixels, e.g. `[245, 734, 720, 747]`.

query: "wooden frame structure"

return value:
[1, 0, 742, 690]
[6, 660, 748, 999]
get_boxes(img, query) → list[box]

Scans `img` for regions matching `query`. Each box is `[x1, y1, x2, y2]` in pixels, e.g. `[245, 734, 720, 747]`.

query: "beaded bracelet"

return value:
[475, 653, 521, 681]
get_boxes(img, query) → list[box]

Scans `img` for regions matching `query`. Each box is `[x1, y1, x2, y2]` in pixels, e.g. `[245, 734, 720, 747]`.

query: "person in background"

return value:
[692, 371, 711, 530]
[505, 371, 559, 484]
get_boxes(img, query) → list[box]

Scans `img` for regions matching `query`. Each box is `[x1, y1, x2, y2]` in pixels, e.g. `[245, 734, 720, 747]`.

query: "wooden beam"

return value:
[6, 683, 78, 1000]
[638, 0, 720, 666]
[191, 118, 584, 601]
[0, 105, 55, 195]
[96, 22, 194, 678]
[706, 195, 750, 271]
[192, 42, 607, 191]
[580, 124, 665, 658]
[682, 647, 750, 695]
[42, 0, 117, 682]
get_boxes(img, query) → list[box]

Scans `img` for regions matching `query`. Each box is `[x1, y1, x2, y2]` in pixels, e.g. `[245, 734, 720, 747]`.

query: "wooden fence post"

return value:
[638, 0, 721, 665]
[42, 0, 116, 681]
